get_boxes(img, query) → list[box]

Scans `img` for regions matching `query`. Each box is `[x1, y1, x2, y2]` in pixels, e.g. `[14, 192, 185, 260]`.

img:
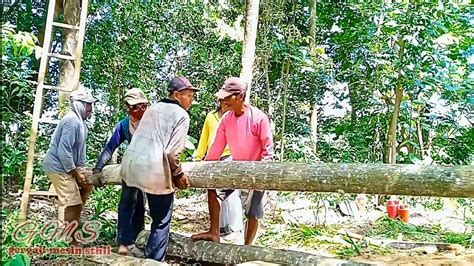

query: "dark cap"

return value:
[215, 77, 247, 99]
[168, 77, 199, 93]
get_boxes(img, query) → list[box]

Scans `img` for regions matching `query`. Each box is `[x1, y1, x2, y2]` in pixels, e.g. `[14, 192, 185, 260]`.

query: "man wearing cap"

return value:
[194, 98, 245, 245]
[120, 77, 199, 261]
[93, 88, 148, 255]
[42, 88, 98, 242]
[192, 77, 274, 245]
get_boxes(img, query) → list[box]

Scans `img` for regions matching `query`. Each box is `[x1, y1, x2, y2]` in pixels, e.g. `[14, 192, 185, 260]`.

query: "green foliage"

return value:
[2, 1, 473, 260]
[87, 186, 121, 245]
[1, 24, 40, 193]
[315, 2, 472, 164]
[284, 224, 341, 243]
[1, 23, 37, 113]
[2, 1, 470, 194]
[369, 216, 472, 247]
[1, 207, 69, 262]
[337, 233, 361, 258]
[4, 254, 31, 266]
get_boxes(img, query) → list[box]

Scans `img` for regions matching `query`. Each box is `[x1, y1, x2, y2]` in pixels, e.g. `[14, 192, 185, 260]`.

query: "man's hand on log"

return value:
[70, 167, 91, 186]
[173, 174, 190, 189]
[90, 168, 104, 187]
[74, 171, 90, 186]
[191, 231, 220, 243]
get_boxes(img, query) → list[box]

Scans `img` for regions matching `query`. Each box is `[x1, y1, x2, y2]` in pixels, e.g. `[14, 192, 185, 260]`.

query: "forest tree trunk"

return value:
[89, 162, 474, 198]
[279, 59, 290, 161]
[309, 0, 318, 155]
[240, 0, 260, 103]
[58, 0, 81, 116]
[384, 39, 406, 164]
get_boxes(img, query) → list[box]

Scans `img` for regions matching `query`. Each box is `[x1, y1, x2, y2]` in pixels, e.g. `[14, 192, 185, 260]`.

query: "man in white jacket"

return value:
[121, 77, 199, 261]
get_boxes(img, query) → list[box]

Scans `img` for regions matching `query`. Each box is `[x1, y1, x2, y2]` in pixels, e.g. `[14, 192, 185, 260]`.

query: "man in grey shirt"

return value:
[121, 77, 198, 261]
[43, 89, 97, 236]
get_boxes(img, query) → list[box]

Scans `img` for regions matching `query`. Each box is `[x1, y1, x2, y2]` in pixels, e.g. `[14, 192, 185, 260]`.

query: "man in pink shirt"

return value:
[192, 77, 274, 245]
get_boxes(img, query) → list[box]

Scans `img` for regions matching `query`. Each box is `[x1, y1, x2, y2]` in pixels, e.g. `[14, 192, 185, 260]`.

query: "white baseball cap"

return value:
[124, 88, 148, 105]
[70, 85, 98, 103]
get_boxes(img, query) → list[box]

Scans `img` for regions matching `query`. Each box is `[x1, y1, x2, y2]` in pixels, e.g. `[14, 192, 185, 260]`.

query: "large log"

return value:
[88, 162, 474, 198]
[135, 231, 366, 265]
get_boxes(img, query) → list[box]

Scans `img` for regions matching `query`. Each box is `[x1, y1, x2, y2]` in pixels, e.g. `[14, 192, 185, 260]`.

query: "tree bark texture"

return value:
[135, 231, 364, 265]
[89, 161, 474, 198]
[417, 117, 425, 159]
[384, 39, 405, 164]
[279, 59, 290, 161]
[240, 0, 260, 103]
[309, 0, 318, 156]
[85, 252, 165, 266]
[59, 0, 80, 116]
[264, 57, 275, 135]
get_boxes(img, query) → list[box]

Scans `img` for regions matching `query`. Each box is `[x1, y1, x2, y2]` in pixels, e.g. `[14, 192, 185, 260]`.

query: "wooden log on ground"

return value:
[85, 252, 165, 265]
[88, 162, 474, 198]
[339, 231, 466, 253]
[135, 231, 367, 265]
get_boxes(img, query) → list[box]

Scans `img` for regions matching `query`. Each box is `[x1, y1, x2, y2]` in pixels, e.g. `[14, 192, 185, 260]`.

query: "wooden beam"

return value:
[87, 161, 474, 198]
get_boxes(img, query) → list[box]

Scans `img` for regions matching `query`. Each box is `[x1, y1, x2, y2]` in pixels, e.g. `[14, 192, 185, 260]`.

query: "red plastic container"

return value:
[386, 200, 399, 219]
[398, 204, 410, 223]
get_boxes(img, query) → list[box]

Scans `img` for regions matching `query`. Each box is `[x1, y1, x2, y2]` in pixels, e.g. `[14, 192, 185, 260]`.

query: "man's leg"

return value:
[245, 218, 259, 245]
[64, 204, 82, 222]
[145, 192, 174, 261]
[64, 204, 83, 246]
[47, 172, 84, 246]
[117, 181, 140, 254]
[191, 189, 221, 242]
[79, 184, 93, 205]
[132, 190, 146, 240]
[244, 190, 266, 245]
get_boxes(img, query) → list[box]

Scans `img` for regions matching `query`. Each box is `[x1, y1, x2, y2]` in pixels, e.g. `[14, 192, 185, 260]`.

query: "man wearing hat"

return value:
[120, 77, 199, 261]
[93, 87, 149, 255]
[43, 87, 98, 243]
[192, 77, 274, 245]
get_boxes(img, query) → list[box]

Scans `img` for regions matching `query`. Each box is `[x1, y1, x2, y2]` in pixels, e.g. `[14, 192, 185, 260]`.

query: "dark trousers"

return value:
[117, 181, 146, 246]
[145, 192, 174, 262]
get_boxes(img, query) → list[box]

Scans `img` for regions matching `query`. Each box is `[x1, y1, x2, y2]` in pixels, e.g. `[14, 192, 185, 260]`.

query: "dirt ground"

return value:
[171, 191, 473, 265]
[8, 190, 474, 265]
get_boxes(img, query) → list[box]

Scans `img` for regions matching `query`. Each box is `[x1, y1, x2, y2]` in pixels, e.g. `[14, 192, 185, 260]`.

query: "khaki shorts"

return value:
[47, 172, 83, 207]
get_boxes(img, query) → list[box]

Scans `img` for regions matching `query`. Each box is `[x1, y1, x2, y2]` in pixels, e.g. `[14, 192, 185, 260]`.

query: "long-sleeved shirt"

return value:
[43, 112, 87, 173]
[206, 105, 274, 162]
[194, 111, 231, 161]
[120, 99, 190, 195]
[94, 117, 133, 171]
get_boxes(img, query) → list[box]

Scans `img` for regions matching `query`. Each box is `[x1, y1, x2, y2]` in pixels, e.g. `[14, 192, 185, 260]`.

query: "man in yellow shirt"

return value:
[195, 101, 231, 160]
[194, 100, 244, 244]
